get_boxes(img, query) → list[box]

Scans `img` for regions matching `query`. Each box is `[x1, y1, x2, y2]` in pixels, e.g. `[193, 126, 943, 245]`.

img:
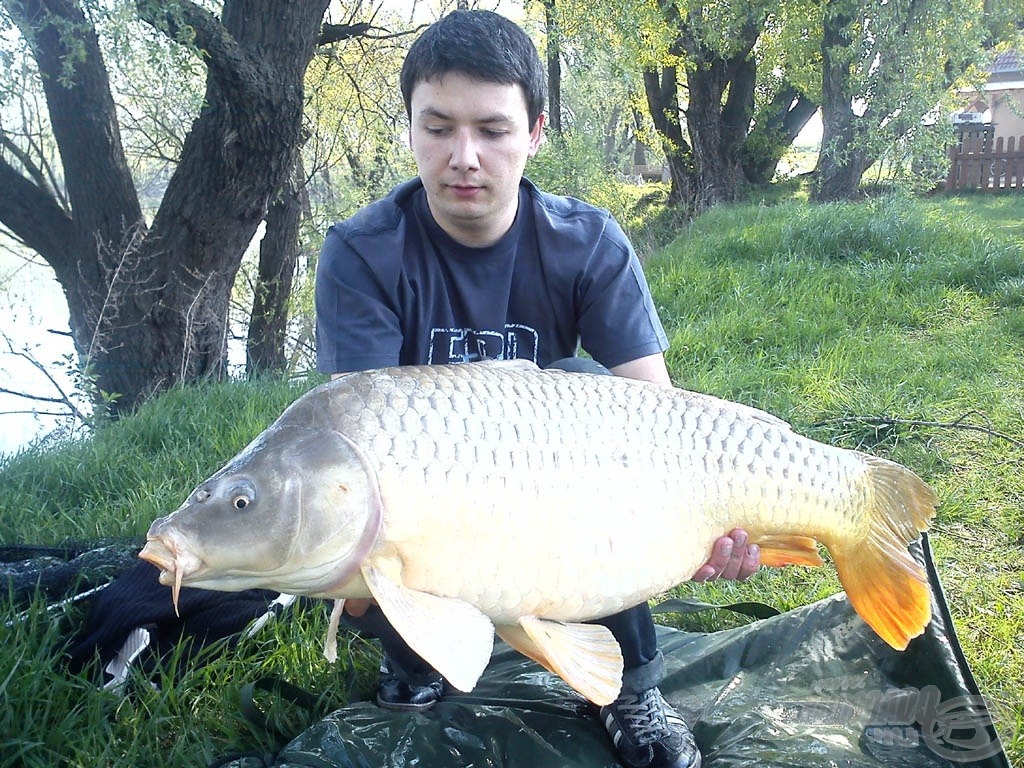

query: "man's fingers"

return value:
[738, 543, 761, 580]
[690, 530, 761, 582]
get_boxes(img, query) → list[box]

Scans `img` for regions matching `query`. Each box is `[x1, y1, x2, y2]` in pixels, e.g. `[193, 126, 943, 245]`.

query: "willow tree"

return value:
[561, 0, 820, 210]
[812, 0, 1019, 201]
[0, 0, 329, 413]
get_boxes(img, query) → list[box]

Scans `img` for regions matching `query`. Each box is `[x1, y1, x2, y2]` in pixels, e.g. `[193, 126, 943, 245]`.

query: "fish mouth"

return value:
[139, 536, 204, 616]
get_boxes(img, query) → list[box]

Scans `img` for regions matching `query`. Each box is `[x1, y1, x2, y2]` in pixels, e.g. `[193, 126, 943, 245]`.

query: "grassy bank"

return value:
[2, 191, 1022, 766]
[647, 191, 1024, 762]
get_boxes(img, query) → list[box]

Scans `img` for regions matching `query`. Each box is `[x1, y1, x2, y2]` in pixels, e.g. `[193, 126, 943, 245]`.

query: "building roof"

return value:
[989, 49, 1023, 80]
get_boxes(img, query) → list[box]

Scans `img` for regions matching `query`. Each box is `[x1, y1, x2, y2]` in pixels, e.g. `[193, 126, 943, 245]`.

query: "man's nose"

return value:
[449, 130, 481, 170]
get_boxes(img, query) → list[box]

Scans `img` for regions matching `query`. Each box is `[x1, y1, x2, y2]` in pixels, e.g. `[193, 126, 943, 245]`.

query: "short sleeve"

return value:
[575, 216, 668, 368]
[314, 224, 403, 373]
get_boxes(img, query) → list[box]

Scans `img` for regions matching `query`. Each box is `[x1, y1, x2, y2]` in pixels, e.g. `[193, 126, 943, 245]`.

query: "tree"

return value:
[576, 0, 818, 210]
[245, 14, 413, 377]
[0, 0, 330, 414]
[676, 3, 765, 209]
[245, 159, 308, 378]
[813, 0, 871, 201]
[811, 0, 1013, 201]
[643, 64, 696, 206]
[740, 3, 821, 184]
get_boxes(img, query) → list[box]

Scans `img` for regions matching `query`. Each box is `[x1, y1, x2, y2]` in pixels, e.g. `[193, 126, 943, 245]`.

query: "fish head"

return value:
[139, 425, 383, 608]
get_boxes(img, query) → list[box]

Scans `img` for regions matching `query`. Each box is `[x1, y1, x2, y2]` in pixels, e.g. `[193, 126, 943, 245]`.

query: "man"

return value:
[315, 11, 760, 768]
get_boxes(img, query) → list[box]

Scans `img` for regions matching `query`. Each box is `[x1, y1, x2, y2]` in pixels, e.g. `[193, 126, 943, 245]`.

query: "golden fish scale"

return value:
[301, 363, 873, 624]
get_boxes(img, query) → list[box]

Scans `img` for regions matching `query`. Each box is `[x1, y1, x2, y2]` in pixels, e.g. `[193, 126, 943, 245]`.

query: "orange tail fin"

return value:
[828, 455, 938, 650]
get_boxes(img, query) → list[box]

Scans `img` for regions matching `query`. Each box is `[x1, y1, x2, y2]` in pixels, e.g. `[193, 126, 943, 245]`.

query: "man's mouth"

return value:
[448, 183, 483, 199]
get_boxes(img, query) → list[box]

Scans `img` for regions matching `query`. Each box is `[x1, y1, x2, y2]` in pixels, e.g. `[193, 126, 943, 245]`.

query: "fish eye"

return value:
[227, 481, 256, 512]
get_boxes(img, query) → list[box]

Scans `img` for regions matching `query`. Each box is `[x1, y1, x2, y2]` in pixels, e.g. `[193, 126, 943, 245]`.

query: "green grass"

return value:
[644, 190, 1024, 763]
[2, 190, 1023, 766]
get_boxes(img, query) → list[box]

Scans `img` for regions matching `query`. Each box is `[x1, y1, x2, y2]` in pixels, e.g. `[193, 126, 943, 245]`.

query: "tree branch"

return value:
[810, 412, 1024, 450]
[135, 0, 259, 96]
[319, 22, 426, 44]
[0, 153, 75, 267]
[0, 342, 89, 423]
[319, 22, 373, 44]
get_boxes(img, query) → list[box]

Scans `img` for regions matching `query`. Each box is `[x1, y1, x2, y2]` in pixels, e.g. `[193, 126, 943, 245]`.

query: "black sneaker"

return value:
[375, 657, 444, 712]
[599, 687, 702, 768]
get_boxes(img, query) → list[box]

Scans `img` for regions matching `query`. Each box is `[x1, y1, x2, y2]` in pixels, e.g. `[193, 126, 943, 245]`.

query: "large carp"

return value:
[140, 361, 937, 705]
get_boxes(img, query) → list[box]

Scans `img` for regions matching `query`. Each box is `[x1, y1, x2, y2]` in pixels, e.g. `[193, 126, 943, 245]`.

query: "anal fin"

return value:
[755, 534, 825, 567]
[362, 562, 494, 693]
[517, 615, 623, 705]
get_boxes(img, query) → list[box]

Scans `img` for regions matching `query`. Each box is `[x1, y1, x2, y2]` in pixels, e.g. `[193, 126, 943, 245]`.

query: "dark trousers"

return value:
[346, 601, 662, 693]
[346, 357, 664, 695]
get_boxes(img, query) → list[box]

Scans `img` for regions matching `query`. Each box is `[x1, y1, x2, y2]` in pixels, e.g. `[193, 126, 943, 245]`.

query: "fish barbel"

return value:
[140, 360, 937, 705]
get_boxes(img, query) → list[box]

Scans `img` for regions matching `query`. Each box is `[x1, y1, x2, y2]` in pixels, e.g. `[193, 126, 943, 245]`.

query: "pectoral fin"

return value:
[495, 623, 552, 669]
[517, 615, 623, 705]
[323, 599, 346, 662]
[362, 562, 494, 693]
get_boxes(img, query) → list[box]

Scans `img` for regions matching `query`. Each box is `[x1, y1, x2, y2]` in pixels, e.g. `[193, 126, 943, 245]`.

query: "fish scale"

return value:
[140, 360, 937, 705]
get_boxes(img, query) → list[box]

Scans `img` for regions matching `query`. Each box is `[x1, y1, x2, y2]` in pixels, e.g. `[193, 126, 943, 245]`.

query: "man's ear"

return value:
[528, 112, 546, 156]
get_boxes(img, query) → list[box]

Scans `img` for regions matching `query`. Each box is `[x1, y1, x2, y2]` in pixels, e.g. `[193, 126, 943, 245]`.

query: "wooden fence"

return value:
[946, 130, 1024, 192]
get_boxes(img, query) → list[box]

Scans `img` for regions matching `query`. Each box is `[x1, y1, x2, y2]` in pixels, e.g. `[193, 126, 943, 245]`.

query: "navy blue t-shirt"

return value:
[315, 177, 667, 373]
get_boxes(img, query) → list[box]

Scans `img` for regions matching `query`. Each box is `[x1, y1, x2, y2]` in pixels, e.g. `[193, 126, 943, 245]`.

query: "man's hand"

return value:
[691, 528, 761, 582]
[344, 598, 375, 617]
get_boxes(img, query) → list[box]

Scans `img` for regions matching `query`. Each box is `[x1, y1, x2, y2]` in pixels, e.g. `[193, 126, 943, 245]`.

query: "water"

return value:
[0, 246, 80, 457]
[0, 234, 262, 459]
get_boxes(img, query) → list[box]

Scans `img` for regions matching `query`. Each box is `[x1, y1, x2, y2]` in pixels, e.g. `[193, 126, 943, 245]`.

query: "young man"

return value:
[315, 11, 760, 768]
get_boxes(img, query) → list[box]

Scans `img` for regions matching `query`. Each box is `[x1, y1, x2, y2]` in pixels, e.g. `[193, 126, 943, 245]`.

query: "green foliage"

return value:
[527, 130, 616, 200]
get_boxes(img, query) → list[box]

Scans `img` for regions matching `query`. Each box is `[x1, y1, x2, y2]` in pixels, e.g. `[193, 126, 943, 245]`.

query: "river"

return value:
[0, 245, 79, 457]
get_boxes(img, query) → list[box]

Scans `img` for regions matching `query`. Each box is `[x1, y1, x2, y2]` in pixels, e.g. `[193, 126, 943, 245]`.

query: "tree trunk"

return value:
[680, 16, 761, 211]
[643, 67, 695, 208]
[0, 0, 330, 414]
[246, 158, 308, 377]
[543, 0, 562, 135]
[741, 86, 819, 185]
[631, 106, 649, 167]
[3, 0, 145, 367]
[812, 2, 872, 202]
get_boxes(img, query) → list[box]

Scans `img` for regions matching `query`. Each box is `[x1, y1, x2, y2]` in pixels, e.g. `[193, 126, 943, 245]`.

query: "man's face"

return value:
[408, 72, 544, 248]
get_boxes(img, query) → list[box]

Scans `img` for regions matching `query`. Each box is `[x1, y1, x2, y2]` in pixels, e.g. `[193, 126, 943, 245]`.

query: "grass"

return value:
[2, 190, 1023, 766]
[644, 190, 1024, 763]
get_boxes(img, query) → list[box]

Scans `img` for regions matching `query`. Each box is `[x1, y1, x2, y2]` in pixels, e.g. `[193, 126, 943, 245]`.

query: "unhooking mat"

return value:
[229, 535, 1010, 768]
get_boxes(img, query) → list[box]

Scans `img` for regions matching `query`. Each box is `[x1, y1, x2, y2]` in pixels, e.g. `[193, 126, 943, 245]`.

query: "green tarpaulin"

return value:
[229, 536, 1008, 768]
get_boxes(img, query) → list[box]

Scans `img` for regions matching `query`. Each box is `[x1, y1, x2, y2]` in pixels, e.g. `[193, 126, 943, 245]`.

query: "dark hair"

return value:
[400, 10, 547, 128]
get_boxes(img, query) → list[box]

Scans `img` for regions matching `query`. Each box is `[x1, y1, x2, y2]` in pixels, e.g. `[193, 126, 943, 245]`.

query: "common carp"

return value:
[140, 360, 938, 705]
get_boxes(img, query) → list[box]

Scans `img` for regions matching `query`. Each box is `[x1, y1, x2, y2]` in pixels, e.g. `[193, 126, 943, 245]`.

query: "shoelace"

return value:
[613, 690, 671, 745]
